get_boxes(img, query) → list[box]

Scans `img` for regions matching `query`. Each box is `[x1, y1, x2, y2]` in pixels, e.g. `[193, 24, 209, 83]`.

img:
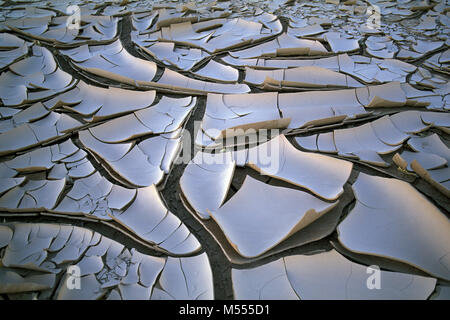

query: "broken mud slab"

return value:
[179, 177, 354, 265]
[232, 249, 436, 300]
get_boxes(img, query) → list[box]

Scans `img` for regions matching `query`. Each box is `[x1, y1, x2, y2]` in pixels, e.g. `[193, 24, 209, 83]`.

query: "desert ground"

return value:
[0, 0, 449, 300]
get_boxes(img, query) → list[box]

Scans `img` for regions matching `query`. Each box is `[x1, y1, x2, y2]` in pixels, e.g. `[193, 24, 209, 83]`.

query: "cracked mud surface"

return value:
[0, 0, 449, 300]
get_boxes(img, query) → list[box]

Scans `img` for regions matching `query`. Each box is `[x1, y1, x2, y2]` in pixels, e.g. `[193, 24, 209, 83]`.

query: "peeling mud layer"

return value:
[0, 0, 449, 300]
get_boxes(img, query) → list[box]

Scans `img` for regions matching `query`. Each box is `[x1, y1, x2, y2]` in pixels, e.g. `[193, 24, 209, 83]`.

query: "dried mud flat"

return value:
[0, 0, 449, 300]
